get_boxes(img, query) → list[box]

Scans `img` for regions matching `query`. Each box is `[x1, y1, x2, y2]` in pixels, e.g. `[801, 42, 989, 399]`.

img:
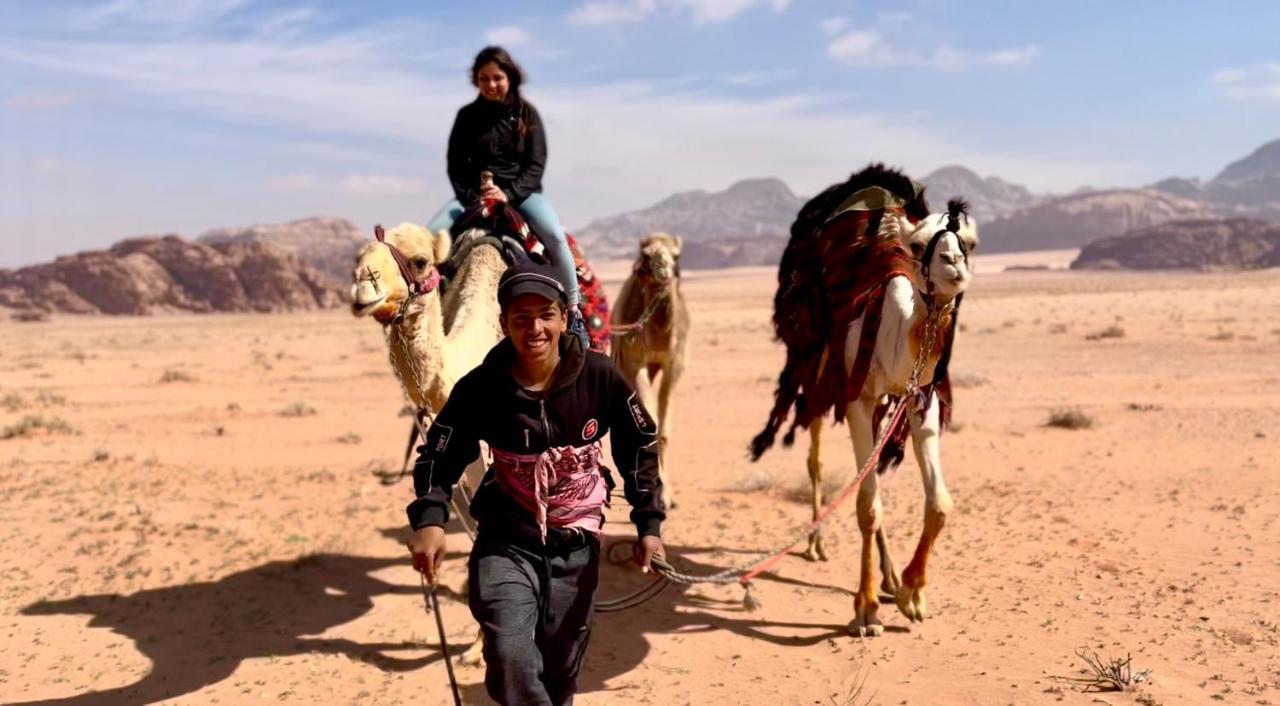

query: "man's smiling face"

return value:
[501, 294, 566, 364]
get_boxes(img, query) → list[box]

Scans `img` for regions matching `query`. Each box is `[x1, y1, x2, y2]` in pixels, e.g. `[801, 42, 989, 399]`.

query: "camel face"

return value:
[638, 233, 681, 286]
[904, 213, 978, 300]
[349, 224, 450, 324]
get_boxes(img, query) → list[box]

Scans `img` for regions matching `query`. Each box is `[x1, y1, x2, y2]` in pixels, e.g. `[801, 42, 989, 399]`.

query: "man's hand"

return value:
[406, 526, 447, 585]
[481, 184, 508, 203]
[634, 535, 664, 573]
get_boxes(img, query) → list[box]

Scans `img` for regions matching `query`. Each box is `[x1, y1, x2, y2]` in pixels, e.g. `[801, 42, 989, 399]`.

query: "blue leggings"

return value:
[427, 193, 580, 307]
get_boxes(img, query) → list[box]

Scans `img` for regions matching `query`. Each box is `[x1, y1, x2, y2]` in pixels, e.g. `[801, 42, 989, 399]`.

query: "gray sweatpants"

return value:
[467, 531, 600, 705]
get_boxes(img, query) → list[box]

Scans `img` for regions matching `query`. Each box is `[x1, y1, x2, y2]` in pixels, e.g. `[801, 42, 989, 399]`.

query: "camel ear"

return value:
[673, 236, 683, 253]
[433, 229, 453, 264]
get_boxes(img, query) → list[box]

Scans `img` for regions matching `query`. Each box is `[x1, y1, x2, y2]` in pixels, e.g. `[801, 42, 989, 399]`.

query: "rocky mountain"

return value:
[1205, 138, 1280, 217]
[198, 217, 365, 285]
[919, 166, 1041, 223]
[976, 188, 1215, 253]
[1072, 219, 1280, 271]
[0, 236, 341, 316]
[576, 178, 803, 260]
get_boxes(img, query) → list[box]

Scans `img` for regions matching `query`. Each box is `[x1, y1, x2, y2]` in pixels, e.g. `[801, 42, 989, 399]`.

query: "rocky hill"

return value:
[198, 217, 365, 285]
[1071, 219, 1280, 271]
[976, 188, 1214, 253]
[0, 236, 341, 316]
[576, 178, 803, 260]
[1204, 138, 1280, 218]
[919, 165, 1041, 223]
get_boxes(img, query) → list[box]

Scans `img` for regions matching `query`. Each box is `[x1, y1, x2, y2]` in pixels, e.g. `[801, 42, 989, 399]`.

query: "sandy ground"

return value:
[2, 264, 1278, 706]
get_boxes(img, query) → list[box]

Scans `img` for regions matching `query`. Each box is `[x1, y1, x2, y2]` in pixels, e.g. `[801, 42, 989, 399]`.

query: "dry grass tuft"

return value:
[734, 468, 774, 492]
[2, 415, 76, 440]
[2, 393, 25, 412]
[1054, 649, 1151, 692]
[158, 369, 197, 383]
[1046, 408, 1094, 430]
[280, 401, 318, 418]
[951, 371, 989, 388]
[1085, 325, 1125, 341]
[336, 432, 363, 445]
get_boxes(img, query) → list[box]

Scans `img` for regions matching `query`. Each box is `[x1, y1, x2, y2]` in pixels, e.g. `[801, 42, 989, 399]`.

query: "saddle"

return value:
[440, 197, 613, 353]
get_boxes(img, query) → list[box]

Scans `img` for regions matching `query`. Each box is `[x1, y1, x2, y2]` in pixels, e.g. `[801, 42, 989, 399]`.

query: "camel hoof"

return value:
[895, 586, 927, 623]
[847, 614, 884, 638]
[849, 601, 883, 638]
[802, 536, 829, 562]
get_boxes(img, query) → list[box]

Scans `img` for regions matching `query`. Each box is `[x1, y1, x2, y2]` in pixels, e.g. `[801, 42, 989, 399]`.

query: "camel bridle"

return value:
[373, 224, 441, 301]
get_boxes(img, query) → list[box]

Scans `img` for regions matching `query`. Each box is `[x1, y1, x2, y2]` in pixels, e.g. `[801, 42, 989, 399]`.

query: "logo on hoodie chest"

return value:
[582, 418, 598, 441]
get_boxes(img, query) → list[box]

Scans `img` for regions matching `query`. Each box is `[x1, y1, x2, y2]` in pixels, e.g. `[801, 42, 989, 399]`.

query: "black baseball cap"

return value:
[497, 261, 568, 309]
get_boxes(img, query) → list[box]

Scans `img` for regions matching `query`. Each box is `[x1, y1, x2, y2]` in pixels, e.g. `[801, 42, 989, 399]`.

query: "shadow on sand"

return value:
[16, 529, 869, 705]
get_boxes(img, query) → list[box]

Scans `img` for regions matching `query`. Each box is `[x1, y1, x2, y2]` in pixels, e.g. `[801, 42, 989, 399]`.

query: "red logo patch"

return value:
[582, 419, 598, 440]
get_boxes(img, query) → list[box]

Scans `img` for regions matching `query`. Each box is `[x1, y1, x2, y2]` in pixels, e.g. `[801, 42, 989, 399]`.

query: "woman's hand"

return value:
[482, 184, 508, 203]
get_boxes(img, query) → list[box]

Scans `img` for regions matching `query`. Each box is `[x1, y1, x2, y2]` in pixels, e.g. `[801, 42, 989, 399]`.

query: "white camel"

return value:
[611, 233, 690, 510]
[751, 167, 976, 636]
[840, 202, 976, 635]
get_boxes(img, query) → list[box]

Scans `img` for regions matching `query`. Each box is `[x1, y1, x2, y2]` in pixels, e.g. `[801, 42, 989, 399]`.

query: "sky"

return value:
[3, 0, 1279, 267]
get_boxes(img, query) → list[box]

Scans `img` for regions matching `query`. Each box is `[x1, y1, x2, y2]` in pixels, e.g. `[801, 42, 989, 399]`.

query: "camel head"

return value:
[635, 232, 682, 287]
[350, 223, 452, 324]
[903, 199, 978, 301]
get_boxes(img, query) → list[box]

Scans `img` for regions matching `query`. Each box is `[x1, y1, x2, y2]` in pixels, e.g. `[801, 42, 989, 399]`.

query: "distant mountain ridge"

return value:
[576, 177, 803, 259]
[0, 236, 341, 316]
[572, 137, 1280, 266]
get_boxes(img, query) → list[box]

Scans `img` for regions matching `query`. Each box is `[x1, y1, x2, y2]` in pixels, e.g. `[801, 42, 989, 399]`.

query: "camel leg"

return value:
[896, 396, 953, 623]
[461, 628, 485, 665]
[876, 527, 901, 599]
[655, 361, 680, 510]
[846, 397, 883, 637]
[802, 417, 828, 562]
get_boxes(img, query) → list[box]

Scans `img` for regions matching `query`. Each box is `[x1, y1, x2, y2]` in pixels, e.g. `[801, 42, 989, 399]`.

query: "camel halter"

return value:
[374, 224, 441, 299]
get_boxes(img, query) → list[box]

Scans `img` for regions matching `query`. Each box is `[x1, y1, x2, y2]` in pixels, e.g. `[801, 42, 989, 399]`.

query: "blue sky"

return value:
[3, 0, 1279, 266]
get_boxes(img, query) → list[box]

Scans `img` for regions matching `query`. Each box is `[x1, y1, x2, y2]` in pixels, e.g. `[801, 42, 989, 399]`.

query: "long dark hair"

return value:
[471, 46, 532, 143]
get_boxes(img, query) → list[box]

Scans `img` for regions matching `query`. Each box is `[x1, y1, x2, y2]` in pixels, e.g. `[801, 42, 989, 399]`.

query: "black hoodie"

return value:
[446, 95, 548, 206]
[407, 335, 665, 540]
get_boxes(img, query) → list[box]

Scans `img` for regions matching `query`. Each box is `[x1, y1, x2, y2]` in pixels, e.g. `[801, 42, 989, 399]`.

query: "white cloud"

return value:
[1211, 68, 1247, 84]
[75, 0, 250, 28]
[340, 174, 429, 196]
[876, 11, 913, 28]
[827, 29, 1039, 71]
[567, 0, 657, 26]
[6, 91, 80, 111]
[265, 173, 320, 192]
[1212, 63, 1280, 100]
[821, 16, 849, 36]
[484, 25, 532, 47]
[0, 4, 1107, 234]
[566, 0, 786, 26]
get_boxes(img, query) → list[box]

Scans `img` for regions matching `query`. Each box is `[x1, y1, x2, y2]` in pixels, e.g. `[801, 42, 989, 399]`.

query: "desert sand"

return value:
[2, 263, 1278, 705]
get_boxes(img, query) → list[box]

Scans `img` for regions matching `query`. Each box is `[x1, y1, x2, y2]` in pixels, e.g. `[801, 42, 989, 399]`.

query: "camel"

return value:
[611, 233, 690, 510]
[750, 165, 976, 636]
[350, 221, 507, 664]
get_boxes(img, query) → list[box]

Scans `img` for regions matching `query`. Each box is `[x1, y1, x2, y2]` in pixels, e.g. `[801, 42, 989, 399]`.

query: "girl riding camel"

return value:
[427, 45, 590, 346]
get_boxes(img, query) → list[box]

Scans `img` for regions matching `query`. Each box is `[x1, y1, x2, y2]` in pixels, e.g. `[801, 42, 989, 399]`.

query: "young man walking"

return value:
[406, 261, 665, 705]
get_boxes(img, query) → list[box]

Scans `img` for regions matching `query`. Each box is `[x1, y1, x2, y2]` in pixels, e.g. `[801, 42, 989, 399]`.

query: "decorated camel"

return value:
[611, 233, 690, 510]
[750, 165, 977, 636]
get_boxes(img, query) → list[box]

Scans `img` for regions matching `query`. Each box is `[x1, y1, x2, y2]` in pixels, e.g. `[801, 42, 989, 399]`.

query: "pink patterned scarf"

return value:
[491, 443, 609, 543]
